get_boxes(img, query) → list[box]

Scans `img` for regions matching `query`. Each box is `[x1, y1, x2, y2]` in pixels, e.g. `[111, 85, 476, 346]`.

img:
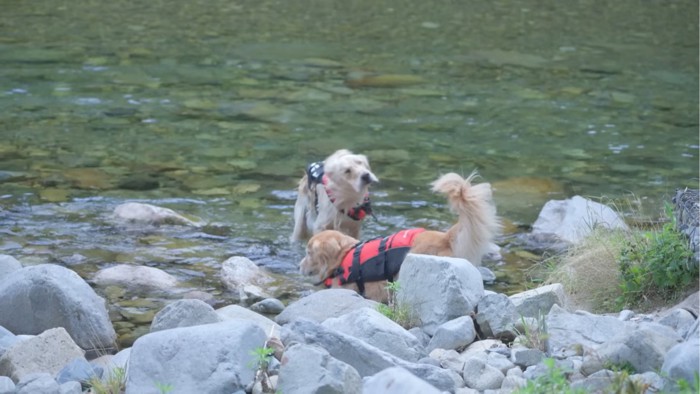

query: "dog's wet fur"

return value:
[291, 149, 378, 242]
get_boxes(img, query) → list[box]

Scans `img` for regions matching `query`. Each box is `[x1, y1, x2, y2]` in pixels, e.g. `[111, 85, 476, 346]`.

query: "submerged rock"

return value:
[113, 202, 203, 226]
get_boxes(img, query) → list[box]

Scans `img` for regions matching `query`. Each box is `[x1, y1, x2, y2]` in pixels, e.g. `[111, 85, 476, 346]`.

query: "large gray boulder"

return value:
[322, 307, 426, 362]
[275, 289, 379, 325]
[661, 336, 700, 385]
[594, 323, 681, 373]
[509, 283, 567, 318]
[150, 299, 221, 332]
[397, 254, 484, 335]
[282, 319, 459, 392]
[546, 305, 627, 355]
[216, 305, 281, 339]
[531, 195, 628, 244]
[0, 327, 85, 383]
[363, 367, 442, 394]
[126, 320, 266, 394]
[0, 264, 116, 354]
[426, 316, 477, 353]
[476, 293, 519, 339]
[0, 255, 21, 281]
[277, 343, 362, 394]
[221, 256, 275, 304]
[93, 264, 178, 292]
[15, 373, 60, 394]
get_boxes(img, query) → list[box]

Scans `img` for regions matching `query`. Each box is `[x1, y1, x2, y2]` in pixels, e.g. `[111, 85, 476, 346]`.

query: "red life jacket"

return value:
[324, 228, 426, 294]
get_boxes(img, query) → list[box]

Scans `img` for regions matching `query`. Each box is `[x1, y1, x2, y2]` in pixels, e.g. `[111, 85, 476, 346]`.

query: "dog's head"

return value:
[323, 149, 378, 195]
[299, 230, 358, 280]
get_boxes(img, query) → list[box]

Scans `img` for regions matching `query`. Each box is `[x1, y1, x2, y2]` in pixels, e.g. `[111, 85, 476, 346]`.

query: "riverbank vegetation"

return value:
[540, 203, 698, 313]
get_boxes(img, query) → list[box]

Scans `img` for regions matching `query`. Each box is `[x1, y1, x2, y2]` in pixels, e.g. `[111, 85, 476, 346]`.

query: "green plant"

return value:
[376, 281, 418, 329]
[512, 313, 548, 352]
[617, 203, 696, 307]
[514, 358, 585, 394]
[676, 372, 700, 394]
[86, 366, 126, 394]
[248, 346, 275, 371]
[154, 381, 174, 394]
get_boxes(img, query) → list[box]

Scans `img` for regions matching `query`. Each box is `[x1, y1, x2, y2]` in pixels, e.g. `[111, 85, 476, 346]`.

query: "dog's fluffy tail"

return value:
[431, 171, 500, 265]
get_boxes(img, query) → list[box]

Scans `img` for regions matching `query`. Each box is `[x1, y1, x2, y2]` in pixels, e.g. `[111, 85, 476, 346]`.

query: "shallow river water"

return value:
[1, 0, 698, 345]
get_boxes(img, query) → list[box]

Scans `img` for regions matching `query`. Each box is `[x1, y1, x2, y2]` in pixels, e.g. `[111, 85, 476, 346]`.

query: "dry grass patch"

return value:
[545, 228, 627, 313]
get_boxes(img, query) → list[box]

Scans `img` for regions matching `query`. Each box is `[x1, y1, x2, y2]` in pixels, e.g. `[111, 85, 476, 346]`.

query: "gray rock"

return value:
[0, 255, 22, 281]
[546, 304, 626, 355]
[363, 367, 442, 394]
[397, 254, 484, 335]
[596, 323, 682, 373]
[618, 309, 635, 321]
[510, 283, 567, 319]
[90, 347, 131, 384]
[282, 319, 456, 392]
[477, 266, 496, 284]
[93, 264, 178, 292]
[59, 381, 82, 394]
[126, 320, 266, 394]
[221, 256, 275, 304]
[426, 316, 476, 353]
[661, 336, 699, 384]
[150, 299, 221, 332]
[249, 298, 285, 315]
[485, 352, 516, 374]
[658, 308, 696, 337]
[409, 327, 431, 348]
[570, 369, 617, 393]
[510, 347, 544, 368]
[461, 357, 505, 390]
[0, 327, 85, 383]
[56, 357, 102, 384]
[531, 195, 628, 244]
[277, 343, 361, 394]
[0, 264, 116, 355]
[501, 375, 527, 390]
[216, 305, 281, 339]
[113, 202, 202, 226]
[429, 349, 464, 374]
[476, 293, 518, 340]
[275, 289, 379, 325]
[0, 326, 18, 359]
[0, 376, 15, 394]
[15, 373, 60, 394]
[629, 371, 666, 393]
[685, 318, 699, 341]
[322, 307, 425, 362]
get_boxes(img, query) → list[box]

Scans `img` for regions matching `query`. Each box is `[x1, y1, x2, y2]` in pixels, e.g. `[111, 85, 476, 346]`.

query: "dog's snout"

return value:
[361, 172, 373, 184]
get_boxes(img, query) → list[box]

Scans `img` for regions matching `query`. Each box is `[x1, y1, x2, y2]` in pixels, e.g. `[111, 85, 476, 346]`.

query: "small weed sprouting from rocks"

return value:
[376, 281, 419, 329]
[86, 366, 126, 394]
[513, 358, 586, 394]
[154, 381, 174, 394]
[512, 314, 548, 352]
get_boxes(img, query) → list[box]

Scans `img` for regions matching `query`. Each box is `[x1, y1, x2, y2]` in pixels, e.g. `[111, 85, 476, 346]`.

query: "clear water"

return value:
[0, 0, 698, 337]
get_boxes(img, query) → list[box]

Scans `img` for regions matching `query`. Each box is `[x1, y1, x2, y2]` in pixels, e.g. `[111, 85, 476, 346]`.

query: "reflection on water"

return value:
[0, 1, 698, 306]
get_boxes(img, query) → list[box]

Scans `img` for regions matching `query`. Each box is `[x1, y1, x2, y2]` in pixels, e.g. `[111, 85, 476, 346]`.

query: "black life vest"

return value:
[324, 228, 426, 294]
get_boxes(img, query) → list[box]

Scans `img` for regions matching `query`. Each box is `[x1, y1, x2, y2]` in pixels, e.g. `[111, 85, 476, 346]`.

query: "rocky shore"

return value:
[0, 196, 697, 393]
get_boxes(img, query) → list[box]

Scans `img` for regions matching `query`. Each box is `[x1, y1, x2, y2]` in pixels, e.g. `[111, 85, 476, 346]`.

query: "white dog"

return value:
[291, 149, 378, 242]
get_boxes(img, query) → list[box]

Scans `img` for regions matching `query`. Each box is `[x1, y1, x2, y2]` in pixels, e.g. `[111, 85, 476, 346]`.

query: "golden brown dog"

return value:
[299, 171, 499, 302]
[291, 149, 378, 242]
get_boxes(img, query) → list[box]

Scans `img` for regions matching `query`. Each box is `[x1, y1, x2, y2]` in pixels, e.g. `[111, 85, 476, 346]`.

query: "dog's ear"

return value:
[315, 232, 357, 279]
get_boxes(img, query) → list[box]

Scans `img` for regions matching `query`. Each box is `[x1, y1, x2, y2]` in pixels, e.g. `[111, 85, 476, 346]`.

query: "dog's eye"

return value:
[344, 168, 351, 174]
